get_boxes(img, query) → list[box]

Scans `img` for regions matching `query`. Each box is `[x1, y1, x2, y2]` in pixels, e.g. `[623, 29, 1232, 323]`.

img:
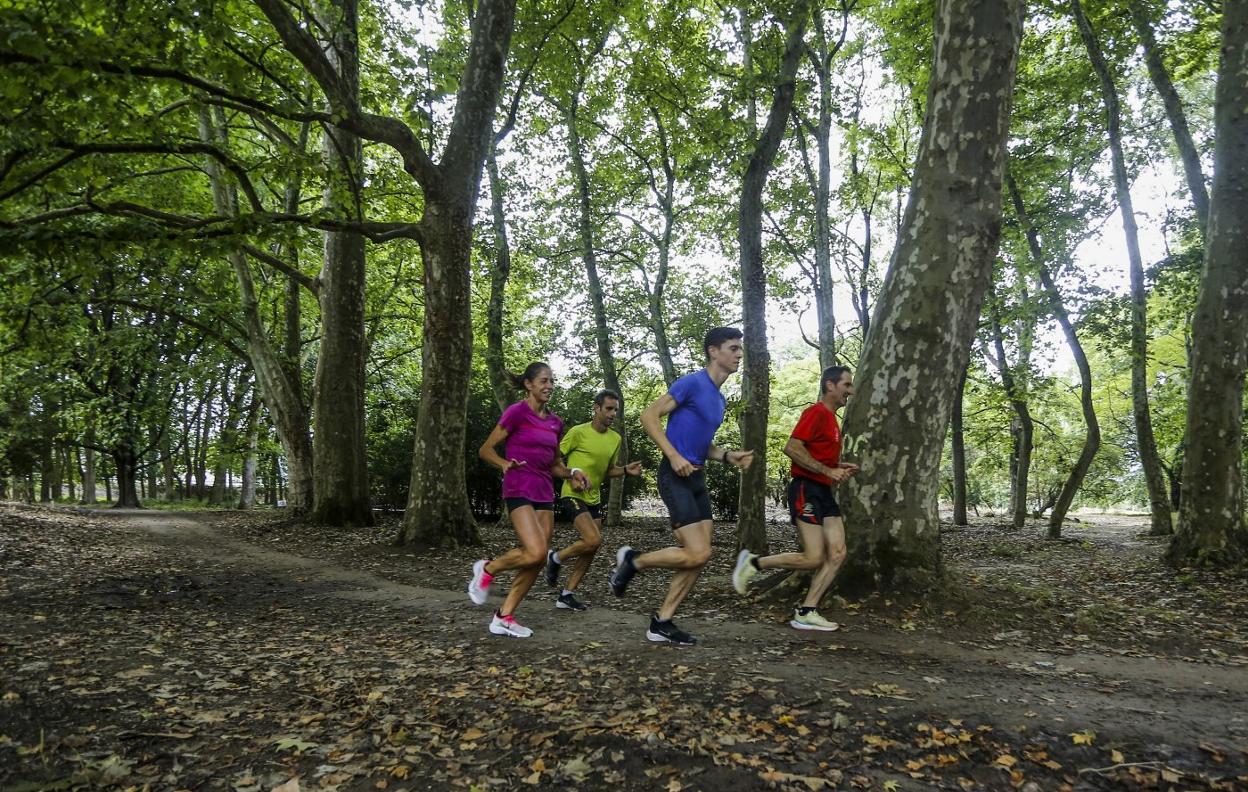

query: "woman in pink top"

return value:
[470, 362, 590, 637]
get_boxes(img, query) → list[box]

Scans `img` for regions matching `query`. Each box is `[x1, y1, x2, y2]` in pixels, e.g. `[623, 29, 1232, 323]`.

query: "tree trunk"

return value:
[63, 445, 76, 502]
[399, 0, 517, 546]
[210, 377, 246, 506]
[111, 444, 142, 508]
[238, 396, 260, 510]
[1128, 0, 1210, 231]
[838, 0, 1026, 588]
[484, 143, 513, 412]
[161, 428, 177, 501]
[646, 109, 679, 388]
[1006, 173, 1100, 538]
[951, 368, 968, 526]
[566, 95, 629, 527]
[989, 301, 1033, 530]
[310, 0, 373, 527]
[196, 105, 316, 515]
[737, 0, 812, 554]
[1170, 0, 1248, 567]
[39, 444, 53, 502]
[194, 379, 214, 500]
[1072, 0, 1172, 536]
[80, 441, 95, 504]
[808, 4, 851, 369]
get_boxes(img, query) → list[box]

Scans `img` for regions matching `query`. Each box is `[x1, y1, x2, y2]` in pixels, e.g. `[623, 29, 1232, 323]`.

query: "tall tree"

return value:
[737, 0, 813, 554]
[1170, 0, 1248, 567]
[309, 0, 373, 526]
[1071, 0, 1172, 535]
[1127, 0, 1210, 231]
[987, 296, 1033, 530]
[793, 0, 855, 368]
[838, 0, 1026, 586]
[1006, 172, 1100, 538]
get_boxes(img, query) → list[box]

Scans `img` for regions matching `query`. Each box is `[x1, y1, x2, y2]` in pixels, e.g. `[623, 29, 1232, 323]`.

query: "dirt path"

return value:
[2, 505, 1246, 791]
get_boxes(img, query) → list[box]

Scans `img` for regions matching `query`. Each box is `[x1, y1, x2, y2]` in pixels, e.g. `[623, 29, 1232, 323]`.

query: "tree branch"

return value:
[241, 244, 320, 294]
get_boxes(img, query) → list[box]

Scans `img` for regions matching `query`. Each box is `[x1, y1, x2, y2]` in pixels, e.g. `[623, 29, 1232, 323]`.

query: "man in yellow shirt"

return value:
[545, 389, 642, 610]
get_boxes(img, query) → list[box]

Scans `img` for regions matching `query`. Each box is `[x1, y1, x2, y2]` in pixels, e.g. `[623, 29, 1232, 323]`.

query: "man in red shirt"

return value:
[732, 366, 858, 630]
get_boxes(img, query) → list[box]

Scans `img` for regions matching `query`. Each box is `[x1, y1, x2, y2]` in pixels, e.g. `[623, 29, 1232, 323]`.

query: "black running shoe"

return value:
[608, 546, 639, 597]
[544, 550, 561, 587]
[646, 614, 697, 645]
[555, 591, 588, 611]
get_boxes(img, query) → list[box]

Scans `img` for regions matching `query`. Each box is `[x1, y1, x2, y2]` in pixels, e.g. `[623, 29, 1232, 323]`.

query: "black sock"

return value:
[797, 606, 816, 615]
[652, 613, 670, 624]
[750, 557, 762, 570]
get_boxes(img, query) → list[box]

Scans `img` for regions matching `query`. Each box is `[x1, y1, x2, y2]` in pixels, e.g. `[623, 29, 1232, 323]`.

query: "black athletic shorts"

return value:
[657, 457, 713, 528]
[787, 477, 840, 526]
[505, 497, 554, 513]
[560, 497, 603, 522]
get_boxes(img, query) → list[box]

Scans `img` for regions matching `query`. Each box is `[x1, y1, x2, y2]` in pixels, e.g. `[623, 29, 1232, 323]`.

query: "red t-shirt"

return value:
[789, 402, 841, 485]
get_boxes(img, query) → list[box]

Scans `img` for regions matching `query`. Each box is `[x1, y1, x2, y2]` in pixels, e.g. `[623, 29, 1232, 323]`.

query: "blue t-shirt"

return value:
[665, 369, 726, 466]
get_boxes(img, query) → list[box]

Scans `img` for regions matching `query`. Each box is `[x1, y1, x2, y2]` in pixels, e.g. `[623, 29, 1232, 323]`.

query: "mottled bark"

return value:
[838, 0, 1026, 588]
[1170, 0, 1248, 566]
[1072, 0, 1171, 535]
[951, 369, 968, 526]
[80, 427, 96, 504]
[399, 0, 518, 546]
[737, 0, 812, 554]
[1006, 173, 1100, 537]
[310, 0, 372, 527]
[1128, 0, 1210, 231]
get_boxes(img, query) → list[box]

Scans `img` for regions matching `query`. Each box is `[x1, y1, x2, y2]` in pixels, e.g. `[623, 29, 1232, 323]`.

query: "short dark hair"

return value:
[507, 362, 551, 391]
[593, 389, 621, 406]
[820, 365, 852, 396]
[703, 326, 743, 359]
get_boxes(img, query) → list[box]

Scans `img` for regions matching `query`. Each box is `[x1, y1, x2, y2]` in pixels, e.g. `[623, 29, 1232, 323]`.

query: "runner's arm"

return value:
[479, 424, 521, 473]
[782, 437, 847, 482]
[640, 393, 679, 457]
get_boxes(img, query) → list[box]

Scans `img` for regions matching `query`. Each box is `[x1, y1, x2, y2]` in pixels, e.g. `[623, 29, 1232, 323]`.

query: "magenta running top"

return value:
[499, 400, 564, 502]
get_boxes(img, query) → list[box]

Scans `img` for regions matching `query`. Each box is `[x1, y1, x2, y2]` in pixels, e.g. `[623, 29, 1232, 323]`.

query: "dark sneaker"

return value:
[646, 614, 697, 645]
[608, 546, 639, 597]
[544, 550, 562, 587]
[555, 591, 588, 611]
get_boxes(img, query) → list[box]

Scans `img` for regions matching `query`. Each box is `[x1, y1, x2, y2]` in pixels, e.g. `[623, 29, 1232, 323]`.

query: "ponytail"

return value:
[507, 361, 551, 391]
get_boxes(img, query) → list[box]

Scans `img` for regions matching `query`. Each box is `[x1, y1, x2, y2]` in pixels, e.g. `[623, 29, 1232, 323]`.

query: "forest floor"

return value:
[1, 502, 1247, 792]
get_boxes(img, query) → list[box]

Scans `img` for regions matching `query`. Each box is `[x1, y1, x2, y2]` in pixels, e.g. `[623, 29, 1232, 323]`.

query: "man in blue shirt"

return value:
[610, 327, 754, 645]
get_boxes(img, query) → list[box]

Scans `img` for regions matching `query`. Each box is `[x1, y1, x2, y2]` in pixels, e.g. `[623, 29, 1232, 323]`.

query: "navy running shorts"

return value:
[657, 457, 713, 528]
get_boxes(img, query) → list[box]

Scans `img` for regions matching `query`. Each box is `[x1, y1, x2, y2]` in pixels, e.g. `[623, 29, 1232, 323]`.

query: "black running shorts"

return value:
[560, 496, 603, 522]
[505, 497, 554, 512]
[787, 477, 841, 526]
[657, 458, 713, 528]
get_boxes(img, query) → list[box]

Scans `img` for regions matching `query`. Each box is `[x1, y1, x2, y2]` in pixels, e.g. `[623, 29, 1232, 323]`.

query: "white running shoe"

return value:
[489, 612, 533, 638]
[467, 559, 491, 605]
[790, 609, 839, 632]
[732, 549, 759, 594]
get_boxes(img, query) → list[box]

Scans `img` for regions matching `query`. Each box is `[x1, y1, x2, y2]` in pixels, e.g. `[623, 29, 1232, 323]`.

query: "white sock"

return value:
[562, 589, 574, 597]
[551, 552, 562, 564]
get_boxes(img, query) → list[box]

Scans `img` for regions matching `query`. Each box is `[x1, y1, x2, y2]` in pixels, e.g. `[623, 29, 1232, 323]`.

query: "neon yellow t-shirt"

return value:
[559, 422, 621, 505]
